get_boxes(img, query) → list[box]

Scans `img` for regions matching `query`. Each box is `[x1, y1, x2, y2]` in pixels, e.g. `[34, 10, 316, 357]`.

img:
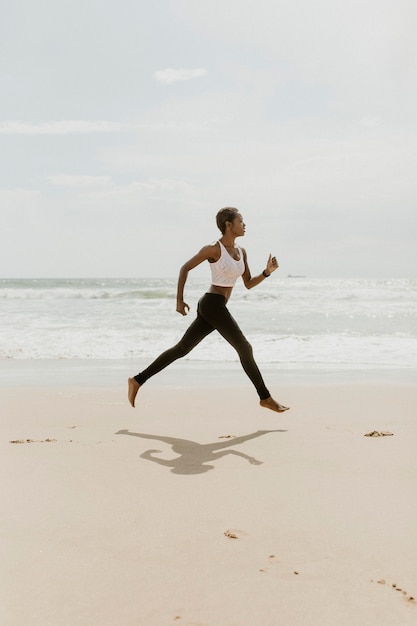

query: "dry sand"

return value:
[2, 381, 417, 626]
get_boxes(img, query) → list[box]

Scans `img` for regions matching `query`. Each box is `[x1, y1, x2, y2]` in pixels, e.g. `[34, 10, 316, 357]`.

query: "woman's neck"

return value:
[220, 235, 236, 248]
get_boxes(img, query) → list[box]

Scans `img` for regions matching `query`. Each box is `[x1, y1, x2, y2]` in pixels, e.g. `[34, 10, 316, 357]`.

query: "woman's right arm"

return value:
[176, 244, 218, 316]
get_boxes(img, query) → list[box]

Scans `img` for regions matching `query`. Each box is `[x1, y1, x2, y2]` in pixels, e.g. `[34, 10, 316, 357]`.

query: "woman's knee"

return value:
[175, 338, 194, 357]
[234, 336, 253, 359]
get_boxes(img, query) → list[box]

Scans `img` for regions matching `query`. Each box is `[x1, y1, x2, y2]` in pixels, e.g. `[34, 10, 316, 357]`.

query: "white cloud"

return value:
[0, 119, 213, 135]
[153, 68, 207, 85]
[47, 175, 112, 188]
[78, 178, 193, 207]
[0, 188, 41, 208]
[0, 120, 135, 135]
[358, 116, 383, 127]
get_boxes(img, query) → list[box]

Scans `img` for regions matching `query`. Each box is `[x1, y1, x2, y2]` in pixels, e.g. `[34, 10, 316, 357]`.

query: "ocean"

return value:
[1, 277, 416, 384]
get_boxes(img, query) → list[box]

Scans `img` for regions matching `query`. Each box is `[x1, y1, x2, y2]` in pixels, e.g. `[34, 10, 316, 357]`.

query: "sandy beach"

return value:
[2, 375, 417, 626]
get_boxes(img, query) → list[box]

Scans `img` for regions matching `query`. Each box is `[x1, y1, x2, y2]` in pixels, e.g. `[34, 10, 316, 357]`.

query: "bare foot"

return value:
[259, 397, 290, 413]
[128, 377, 140, 407]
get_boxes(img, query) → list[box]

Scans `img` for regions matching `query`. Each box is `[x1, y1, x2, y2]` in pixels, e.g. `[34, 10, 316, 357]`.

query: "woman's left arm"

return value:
[241, 250, 279, 290]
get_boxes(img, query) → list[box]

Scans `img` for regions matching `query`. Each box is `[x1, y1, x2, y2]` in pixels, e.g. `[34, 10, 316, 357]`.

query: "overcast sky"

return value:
[1, 0, 416, 278]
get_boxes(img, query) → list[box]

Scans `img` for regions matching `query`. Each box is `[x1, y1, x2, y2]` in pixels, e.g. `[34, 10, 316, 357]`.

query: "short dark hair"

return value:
[216, 207, 239, 234]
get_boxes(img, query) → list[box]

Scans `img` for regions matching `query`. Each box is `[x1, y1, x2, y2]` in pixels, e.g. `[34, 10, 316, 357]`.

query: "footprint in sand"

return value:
[372, 579, 415, 603]
[9, 438, 58, 444]
[9, 438, 75, 444]
[259, 555, 300, 576]
[224, 528, 246, 539]
[260, 554, 279, 572]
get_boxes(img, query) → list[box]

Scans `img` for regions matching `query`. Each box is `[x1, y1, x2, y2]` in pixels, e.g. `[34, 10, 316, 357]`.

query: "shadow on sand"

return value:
[115, 429, 287, 475]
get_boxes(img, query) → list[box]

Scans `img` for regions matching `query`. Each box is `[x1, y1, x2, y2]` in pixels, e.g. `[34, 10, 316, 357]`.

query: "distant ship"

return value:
[287, 274, 306, 278]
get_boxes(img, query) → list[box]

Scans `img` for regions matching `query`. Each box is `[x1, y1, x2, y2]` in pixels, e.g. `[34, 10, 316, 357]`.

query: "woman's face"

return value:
[230, 213, 246, 237]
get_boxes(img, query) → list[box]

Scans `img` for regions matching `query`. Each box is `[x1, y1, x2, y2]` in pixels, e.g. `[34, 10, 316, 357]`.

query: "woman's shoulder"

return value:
[205, 241, 221, 262]
[189, 242, 221, 262]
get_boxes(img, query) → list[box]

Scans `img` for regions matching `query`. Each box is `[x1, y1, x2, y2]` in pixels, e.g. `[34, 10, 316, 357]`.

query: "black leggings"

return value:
[134, 292, 270, 400]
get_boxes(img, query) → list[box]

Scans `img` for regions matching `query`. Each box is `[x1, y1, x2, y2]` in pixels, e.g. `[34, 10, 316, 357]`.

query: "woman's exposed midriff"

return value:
[209, 284, 233, 302]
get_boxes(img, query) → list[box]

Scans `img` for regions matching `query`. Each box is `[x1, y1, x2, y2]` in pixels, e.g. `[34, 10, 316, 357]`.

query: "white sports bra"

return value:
[210, 241, 245, 287]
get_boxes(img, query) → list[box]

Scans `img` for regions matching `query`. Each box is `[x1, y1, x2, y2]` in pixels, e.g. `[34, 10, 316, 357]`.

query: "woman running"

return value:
[128, 207, 289, 413]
